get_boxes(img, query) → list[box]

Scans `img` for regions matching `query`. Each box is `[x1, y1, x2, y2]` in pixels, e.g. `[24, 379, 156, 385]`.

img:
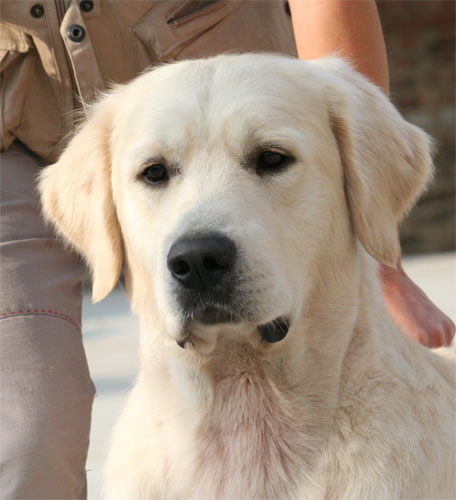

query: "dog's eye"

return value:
[257, 151, 288, 172]
[142, 164, 169, 185]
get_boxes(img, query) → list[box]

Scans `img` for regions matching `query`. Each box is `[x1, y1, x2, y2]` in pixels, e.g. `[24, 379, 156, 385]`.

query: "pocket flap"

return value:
[0, 23, 33, 53]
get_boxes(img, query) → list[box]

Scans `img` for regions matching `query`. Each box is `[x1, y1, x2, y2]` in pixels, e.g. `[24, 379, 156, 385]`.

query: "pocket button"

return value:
[80, 0, 94, 13]
[30, 4, 44, 18]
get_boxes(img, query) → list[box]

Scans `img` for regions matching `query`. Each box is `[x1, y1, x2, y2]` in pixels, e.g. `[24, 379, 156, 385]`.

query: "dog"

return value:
[39, 54, 455, 499]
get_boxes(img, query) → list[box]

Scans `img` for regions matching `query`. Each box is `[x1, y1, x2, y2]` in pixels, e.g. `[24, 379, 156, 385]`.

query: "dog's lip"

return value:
[176, 338, 187, 349]
[258, 316, 289, 343]
[194, 306, 241, 325]
[177, 303, 245, 327]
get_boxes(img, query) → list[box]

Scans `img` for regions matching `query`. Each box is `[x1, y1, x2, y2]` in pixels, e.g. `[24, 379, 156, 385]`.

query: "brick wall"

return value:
[377, 1, 455, 254]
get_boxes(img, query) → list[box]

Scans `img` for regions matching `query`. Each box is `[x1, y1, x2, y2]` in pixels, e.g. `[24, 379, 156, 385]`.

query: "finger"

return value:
[443, 317, 455, 346]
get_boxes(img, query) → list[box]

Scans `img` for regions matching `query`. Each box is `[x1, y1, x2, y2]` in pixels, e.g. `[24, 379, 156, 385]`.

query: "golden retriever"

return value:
[39, 54, 455, 499]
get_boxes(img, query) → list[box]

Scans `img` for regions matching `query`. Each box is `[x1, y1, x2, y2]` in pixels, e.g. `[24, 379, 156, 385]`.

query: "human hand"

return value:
[380, 262, 455, 348]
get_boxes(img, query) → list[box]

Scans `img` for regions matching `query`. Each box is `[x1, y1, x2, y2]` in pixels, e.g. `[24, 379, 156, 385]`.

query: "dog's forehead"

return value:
[120, 55, 325, 151]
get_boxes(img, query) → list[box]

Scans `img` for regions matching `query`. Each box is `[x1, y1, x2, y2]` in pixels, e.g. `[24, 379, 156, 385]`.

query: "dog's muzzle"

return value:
[168, 232, 289, 349]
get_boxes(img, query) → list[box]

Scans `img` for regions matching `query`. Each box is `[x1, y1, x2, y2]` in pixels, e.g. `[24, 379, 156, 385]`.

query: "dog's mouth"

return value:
[194, 306, 241, 325]
[176, 310, 289, 348]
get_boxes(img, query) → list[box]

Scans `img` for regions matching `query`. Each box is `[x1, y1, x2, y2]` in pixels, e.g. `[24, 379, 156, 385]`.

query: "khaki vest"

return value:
[0, 0, 296, 162]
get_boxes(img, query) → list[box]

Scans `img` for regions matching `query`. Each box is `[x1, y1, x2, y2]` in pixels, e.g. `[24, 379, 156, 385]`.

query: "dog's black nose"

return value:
[167, 234, 236, 290]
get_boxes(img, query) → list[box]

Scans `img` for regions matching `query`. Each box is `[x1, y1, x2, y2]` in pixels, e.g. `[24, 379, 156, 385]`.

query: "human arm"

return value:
[289, 0, 389, 94]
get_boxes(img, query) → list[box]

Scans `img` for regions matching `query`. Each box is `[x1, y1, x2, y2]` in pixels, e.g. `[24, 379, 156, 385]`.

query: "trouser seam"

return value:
[1, 310, 81, 334]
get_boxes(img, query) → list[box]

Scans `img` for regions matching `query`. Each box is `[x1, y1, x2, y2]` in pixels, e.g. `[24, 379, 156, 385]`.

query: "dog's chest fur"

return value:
[190, 342, 315, 498]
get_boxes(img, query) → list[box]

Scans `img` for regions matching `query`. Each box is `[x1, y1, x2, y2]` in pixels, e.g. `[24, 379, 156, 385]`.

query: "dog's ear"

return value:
[316, 58, 433, 266]
[39, 93, 123, 302]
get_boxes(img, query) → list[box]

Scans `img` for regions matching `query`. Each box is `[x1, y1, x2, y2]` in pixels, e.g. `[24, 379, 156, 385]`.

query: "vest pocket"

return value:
[132, 1, 242, 62]
[0, 25, 35, 150]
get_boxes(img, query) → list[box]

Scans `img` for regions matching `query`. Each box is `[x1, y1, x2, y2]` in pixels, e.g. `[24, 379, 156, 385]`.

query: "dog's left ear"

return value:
[315, 58, 433, 266]
[39, 93, 123, 302]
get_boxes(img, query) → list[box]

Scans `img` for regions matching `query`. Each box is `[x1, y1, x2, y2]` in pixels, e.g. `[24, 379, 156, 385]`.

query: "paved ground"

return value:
[83, 253, 456, 499]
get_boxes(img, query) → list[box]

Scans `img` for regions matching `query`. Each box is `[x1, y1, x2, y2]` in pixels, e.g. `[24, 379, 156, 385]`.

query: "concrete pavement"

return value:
[83, 253, 456, 499]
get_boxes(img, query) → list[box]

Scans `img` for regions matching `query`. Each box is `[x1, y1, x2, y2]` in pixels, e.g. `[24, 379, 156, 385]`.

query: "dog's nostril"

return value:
[203, 256, 226, 271]
[173, 259, 190, 276]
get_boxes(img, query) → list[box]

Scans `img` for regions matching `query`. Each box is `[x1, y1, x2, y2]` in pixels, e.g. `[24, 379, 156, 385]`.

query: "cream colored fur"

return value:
[39, 54, 455, 499]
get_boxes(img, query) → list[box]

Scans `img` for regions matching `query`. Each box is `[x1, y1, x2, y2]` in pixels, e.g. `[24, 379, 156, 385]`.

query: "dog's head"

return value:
[39, 54, 432, 350]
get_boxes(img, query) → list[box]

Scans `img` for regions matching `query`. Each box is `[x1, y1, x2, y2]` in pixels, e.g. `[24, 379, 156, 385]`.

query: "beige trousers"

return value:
[0, 142, 95, 499]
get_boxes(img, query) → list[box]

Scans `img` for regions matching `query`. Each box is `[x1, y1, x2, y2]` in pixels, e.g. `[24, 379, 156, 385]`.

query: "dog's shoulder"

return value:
[322, 333, 456, 498]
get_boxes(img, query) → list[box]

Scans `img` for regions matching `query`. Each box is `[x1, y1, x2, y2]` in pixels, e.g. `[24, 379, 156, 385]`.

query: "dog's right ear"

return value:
[39, 93, 123, 303]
